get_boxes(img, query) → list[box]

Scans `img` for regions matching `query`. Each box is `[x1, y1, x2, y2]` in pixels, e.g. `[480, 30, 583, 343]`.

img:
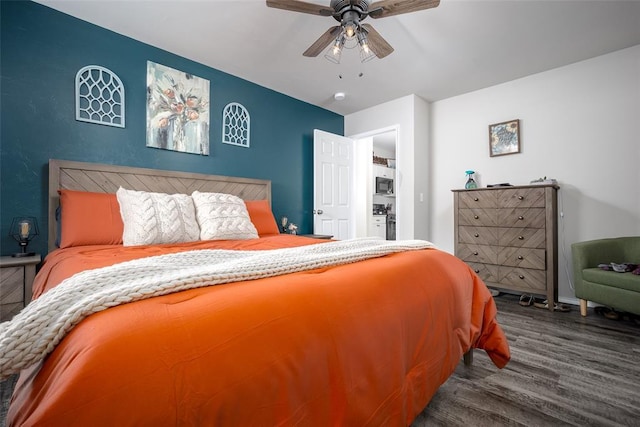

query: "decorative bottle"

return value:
[465, 170, 478, 189]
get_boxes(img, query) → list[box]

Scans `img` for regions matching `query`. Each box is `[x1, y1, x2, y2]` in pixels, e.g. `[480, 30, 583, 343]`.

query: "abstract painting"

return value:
[146, 61, 210, 155]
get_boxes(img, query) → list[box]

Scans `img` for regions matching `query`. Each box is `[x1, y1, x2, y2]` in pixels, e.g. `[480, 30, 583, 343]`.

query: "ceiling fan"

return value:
[266, 0, 440, 63]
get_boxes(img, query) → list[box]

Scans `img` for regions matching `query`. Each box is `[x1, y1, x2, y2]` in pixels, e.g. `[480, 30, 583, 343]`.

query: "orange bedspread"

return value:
[8, 235, 509, 426]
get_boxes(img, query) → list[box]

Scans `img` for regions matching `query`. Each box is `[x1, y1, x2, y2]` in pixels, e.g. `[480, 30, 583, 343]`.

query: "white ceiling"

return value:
[35, 0, 640, 116]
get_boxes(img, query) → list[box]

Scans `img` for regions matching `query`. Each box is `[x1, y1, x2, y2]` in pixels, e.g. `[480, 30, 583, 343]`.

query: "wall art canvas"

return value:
[489, 119, 520, 157]
[146, 61, 209, 155]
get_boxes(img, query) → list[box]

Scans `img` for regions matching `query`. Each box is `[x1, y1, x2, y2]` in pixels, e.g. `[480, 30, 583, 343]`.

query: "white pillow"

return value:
[191, 191, 258, 240]
[116, 187, 200, 246]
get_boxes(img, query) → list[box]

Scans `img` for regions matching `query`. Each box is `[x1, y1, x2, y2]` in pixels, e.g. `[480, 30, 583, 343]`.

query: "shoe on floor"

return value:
[533, 299, 571, 312]
[519, 294, 533, 307]
[594, 306, 620, 320]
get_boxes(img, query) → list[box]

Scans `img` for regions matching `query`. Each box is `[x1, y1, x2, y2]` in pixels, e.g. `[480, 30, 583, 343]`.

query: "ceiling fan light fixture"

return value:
[324, 33, 345, 64]
[357, 31, 376, 63]
[344, 21, 357, 38]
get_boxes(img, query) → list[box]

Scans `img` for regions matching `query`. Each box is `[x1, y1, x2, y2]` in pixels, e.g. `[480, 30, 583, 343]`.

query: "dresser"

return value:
[452, 185, 559, 311]
[0, 254, 41, 321]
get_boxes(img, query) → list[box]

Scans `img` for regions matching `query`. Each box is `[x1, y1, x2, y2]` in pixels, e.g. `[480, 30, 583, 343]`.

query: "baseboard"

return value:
[490, 288, 597, 308]
[558, 296, 580, 306]
[558, 296, 603, 308]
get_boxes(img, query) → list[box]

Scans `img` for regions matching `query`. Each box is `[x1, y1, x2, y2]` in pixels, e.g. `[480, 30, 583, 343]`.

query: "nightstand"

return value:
[0, 254, 41, 322]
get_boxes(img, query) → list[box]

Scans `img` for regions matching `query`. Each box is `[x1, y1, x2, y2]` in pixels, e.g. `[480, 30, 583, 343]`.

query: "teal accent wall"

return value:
[0, 1, 343, 257]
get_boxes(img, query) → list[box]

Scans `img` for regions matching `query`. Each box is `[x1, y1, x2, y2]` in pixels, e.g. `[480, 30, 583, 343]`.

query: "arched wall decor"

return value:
[75, 65, 125, 128]
[222, 102, 250, 148]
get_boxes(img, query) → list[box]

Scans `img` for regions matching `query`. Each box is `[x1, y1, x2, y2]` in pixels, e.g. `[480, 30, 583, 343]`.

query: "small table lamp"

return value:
[9, 216, 39, 257]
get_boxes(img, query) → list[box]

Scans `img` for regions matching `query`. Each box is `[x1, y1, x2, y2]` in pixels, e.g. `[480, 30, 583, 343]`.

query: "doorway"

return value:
[312, 127, 399, 240]
[350, 126, 399, 240]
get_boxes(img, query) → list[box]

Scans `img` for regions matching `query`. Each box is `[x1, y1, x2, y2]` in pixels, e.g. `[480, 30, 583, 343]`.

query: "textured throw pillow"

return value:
[58, 190, 124, 248]
[244, 200, 280, 236]
[116, 187, 200, 246]
[192, 191, 258, 240]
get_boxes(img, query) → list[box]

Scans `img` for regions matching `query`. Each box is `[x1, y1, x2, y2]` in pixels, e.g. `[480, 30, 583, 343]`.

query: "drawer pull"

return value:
[518, 216, 524, 220]
[473, 197, 479, 201]
[518, 195, 524, 200]
[517, 255, 523, 260]
[474, 233, 479, 237]
[474, 269, 480, 273]
[473, 251, 479, 256]
[518, 235, 524, 240]
[474, 215, 479, 219]
[519, 274, 525, 280]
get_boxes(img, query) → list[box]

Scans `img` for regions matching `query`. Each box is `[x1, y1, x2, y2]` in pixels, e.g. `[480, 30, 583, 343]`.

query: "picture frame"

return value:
[146, 61, 210, 155]
[489, 119, 520, 157]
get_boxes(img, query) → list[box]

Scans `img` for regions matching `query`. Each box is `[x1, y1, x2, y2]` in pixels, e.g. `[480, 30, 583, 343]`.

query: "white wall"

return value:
[429, 45, 640, 302]
[372, 145, 395, 159]
[345, 94, 431, 240]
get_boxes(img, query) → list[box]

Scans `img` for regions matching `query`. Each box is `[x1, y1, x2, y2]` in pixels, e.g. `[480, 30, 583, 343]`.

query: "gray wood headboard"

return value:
[48, 159, 272, 252]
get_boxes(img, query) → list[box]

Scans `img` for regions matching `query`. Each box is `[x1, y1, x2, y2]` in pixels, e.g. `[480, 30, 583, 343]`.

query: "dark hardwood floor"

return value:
[414, 293, 640, 427]
[2, 293, 639, 427]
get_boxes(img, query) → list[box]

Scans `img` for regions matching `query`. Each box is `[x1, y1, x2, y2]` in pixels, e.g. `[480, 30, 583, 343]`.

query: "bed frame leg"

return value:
[463, 349, 473, 366]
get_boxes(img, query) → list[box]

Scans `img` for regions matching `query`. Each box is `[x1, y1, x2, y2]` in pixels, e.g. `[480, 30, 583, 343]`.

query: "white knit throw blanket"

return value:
[0, 238, 434, 379]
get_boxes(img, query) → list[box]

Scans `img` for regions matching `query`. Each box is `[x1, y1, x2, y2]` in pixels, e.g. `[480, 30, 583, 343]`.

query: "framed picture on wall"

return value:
[146, 61, 210, 155]
[489, 119, 520, 157]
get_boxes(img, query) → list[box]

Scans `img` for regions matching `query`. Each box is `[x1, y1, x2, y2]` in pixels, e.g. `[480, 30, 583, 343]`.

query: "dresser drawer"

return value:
[1, 265, 25, 323]
[498, 208, 546, 228]
[498, 227, 546, 248]
[498, 247, 546, 270]
[498, 266, 546, 291]
[0, 302, 23, 322]
[458, 190, 498, 208]
[458, 226, 498, 245]
[0, 266, 23, 305]
[458, 208, 498, 227]
[467, 262, 499, 283]
[498, 187, 546, 208]
[456, 244, 498, 264]
[0, 255, 40, 322]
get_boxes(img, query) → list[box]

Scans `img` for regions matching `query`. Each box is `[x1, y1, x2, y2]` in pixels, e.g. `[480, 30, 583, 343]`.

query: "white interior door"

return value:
[313, 129, 355, 240]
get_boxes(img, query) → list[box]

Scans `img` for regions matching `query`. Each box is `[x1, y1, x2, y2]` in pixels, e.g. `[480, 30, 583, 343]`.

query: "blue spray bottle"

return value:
[465, 170, 478, 189]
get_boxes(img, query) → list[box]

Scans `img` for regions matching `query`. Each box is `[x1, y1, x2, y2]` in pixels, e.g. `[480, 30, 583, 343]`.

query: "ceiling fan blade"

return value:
[266, 0, 334, 17]
[368, 0, 440, 19]
[361, 24, 394, 59]
[303, 26, 342, 57]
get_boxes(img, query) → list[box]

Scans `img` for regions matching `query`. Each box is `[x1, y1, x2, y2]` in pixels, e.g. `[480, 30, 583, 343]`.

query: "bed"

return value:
[3, 159, 510, 426]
